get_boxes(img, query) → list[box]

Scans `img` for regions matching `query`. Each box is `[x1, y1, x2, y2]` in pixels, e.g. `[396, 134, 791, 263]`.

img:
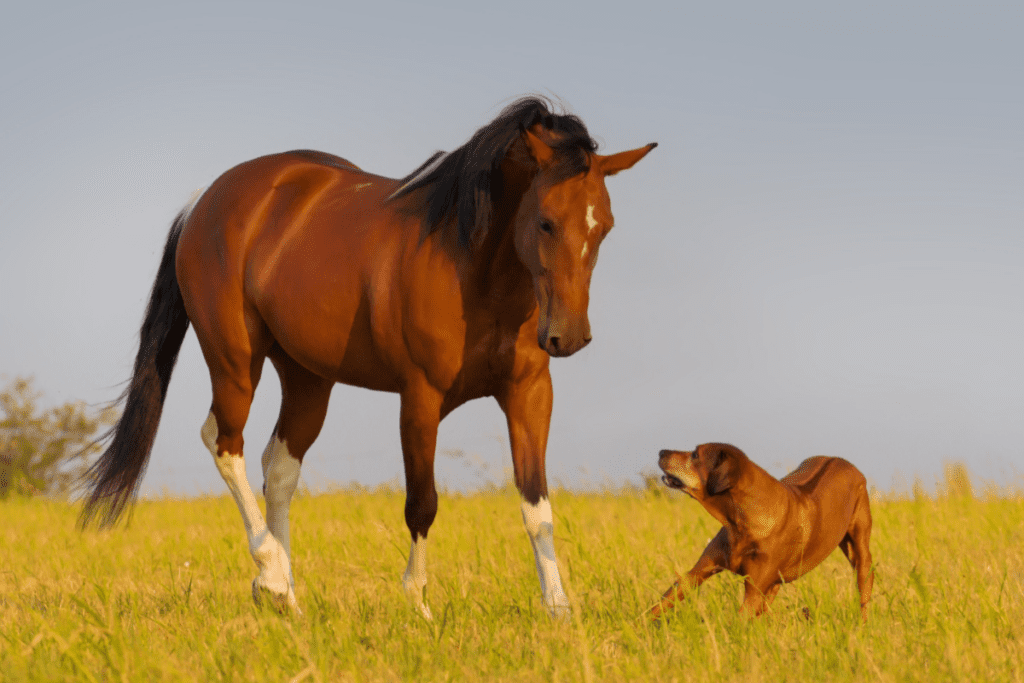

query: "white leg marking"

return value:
[202, 412, 298, 611]
[261, 435, 301, 589]
[521, 497, 570, 616]
[402, 534, 433, 620]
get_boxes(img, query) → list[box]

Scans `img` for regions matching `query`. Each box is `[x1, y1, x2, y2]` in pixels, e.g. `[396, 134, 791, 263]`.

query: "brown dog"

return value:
[652, 443, 873, 620]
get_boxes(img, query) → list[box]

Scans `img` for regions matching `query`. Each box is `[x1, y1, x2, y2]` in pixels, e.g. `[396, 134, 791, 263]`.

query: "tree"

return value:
[0, 377, 118, 499]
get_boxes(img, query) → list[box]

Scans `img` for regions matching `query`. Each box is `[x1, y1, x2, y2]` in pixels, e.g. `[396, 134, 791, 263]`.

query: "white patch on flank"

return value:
[585, 204, 598, 233]
[521, 497, 570, 616]
[403, 534, 433, 620]
[260, 435, 301, 587]
[202, 412, 298, 611]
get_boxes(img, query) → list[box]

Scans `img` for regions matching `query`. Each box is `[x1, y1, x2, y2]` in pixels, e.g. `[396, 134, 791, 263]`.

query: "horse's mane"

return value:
[389, 96, 598, 246]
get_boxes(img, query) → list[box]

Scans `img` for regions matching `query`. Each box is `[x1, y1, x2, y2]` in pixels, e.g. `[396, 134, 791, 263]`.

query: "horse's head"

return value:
[512, 126, 656, 357]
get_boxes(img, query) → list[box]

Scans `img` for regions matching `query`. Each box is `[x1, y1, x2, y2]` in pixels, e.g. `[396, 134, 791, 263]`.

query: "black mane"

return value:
[389, 96, 598, 246]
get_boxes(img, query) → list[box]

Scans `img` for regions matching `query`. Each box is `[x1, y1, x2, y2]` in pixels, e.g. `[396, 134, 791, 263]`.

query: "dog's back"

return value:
[781, 456, 865, 492]
[773, 456, 871, 584]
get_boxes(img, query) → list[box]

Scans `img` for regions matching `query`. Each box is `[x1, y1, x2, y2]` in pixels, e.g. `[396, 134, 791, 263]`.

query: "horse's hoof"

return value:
[546, 602, 571, 621]
[252, 578, 302, 616]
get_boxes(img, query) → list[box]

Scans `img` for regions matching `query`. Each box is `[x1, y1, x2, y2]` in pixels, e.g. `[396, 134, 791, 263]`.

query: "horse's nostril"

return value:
[549, 336, 561, 351]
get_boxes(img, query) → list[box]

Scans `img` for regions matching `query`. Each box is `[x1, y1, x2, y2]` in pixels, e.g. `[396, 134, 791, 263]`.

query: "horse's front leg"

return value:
[398, 381, 443, 620]
[499, 369, 570, 617]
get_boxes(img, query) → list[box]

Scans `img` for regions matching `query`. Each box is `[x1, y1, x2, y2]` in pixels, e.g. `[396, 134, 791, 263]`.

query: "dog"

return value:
[651, 443, 873, 621]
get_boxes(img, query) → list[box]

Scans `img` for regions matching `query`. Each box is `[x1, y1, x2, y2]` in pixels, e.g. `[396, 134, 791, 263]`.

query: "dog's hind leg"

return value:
[839, 492, 874, 621]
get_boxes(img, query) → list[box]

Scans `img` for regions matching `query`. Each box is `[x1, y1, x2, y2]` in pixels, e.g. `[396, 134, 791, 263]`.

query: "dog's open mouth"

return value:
[662, 473, 685, 490]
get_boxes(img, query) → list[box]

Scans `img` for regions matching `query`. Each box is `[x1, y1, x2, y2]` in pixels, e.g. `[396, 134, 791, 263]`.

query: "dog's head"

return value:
[658, 443, 746, 501]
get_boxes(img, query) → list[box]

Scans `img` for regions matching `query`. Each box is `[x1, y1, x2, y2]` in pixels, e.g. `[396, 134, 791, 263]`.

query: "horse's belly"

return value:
[262, 291, 402, 393]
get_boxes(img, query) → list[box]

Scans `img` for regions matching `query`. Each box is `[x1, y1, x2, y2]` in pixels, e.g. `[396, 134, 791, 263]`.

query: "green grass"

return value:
[1, 478, 1022, 682]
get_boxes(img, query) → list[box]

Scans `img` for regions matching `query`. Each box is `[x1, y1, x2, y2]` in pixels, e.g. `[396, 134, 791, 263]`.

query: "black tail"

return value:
[79, 210, 192, 529]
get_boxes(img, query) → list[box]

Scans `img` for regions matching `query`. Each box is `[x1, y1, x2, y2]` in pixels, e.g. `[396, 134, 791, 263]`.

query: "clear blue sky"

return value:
[2, 1, 1021, 497]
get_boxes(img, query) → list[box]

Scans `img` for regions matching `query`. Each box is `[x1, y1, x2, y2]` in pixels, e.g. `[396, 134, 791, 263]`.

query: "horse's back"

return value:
[175, 150, 425, 390]
[179, 148, 403, 283]
[285, 149, 362, 171]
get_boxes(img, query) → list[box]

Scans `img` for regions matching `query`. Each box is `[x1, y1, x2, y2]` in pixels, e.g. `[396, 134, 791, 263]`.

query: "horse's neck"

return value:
[461, 186, 536, 322]
[466, 220, 534, 314]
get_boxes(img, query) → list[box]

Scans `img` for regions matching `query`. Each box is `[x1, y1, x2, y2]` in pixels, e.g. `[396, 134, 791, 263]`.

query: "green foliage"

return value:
[0, 481, 1022, 681]
[0, 377, 117, 499]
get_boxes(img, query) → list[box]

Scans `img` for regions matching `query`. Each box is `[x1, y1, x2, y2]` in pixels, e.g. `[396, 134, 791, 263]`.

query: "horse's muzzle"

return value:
[542, 333, 591, 357]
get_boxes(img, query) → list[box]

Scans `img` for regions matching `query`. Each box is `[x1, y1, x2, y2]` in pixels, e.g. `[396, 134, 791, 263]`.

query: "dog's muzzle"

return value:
[662, 473, 685, 489]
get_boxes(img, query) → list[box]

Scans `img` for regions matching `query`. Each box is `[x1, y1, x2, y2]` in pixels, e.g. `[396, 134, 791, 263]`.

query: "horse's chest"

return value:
[467, 319, 519, 369]
[398, 270, 534, 400]
[444, 319, 520, 397]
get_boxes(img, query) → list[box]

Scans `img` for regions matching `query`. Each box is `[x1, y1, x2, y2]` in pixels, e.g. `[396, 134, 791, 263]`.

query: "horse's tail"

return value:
[79, 208, 193, 529]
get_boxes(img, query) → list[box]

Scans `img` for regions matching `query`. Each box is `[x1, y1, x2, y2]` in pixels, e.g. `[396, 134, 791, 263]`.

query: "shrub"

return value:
[0, 377, 117, 499]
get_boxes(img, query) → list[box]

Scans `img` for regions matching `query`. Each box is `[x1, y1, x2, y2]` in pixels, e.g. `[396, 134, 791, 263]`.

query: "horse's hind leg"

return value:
[197, 323, 298, 611]
[259, 350, 334, 592]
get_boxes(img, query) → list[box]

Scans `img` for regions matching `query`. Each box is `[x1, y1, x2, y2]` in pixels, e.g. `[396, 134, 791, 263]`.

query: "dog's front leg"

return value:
[650, 527, 730, 619]
[740, 579, 781, 617]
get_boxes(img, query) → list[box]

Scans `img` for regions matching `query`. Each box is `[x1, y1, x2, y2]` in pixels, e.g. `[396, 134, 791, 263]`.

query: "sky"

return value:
[2, 1, 1022, 499]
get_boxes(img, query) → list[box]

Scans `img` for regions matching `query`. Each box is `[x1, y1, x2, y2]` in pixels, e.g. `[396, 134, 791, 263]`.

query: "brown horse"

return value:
[80, 97, 656, 618]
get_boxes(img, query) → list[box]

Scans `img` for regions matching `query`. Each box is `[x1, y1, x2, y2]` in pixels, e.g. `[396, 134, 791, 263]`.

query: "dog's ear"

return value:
[705, 445, 736, 496]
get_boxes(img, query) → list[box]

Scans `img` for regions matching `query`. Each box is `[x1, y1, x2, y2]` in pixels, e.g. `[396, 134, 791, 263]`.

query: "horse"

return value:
[80, 96, 656, 618]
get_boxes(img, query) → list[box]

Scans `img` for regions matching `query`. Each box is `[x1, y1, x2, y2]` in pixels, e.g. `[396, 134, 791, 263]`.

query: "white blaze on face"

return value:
[586, 204, 598, 233]
[521, 497, 570, 614]
[581, 203, 599, 260]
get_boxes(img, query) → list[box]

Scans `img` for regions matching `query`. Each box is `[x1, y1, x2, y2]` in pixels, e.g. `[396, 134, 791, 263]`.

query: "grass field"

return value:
[1, 471, 1022, 682]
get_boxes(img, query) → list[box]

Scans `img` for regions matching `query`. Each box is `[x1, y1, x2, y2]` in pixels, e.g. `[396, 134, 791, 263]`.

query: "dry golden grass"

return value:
[1, 469, 1022, 681]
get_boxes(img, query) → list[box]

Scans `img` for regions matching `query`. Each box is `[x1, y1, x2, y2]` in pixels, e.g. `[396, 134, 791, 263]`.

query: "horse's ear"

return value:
[596, 142, 658, 176]
[524, 127, 555, 166]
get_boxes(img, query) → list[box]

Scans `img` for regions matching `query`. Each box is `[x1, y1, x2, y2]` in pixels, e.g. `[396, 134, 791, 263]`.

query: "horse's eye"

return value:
[539, 220, 554, 235]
